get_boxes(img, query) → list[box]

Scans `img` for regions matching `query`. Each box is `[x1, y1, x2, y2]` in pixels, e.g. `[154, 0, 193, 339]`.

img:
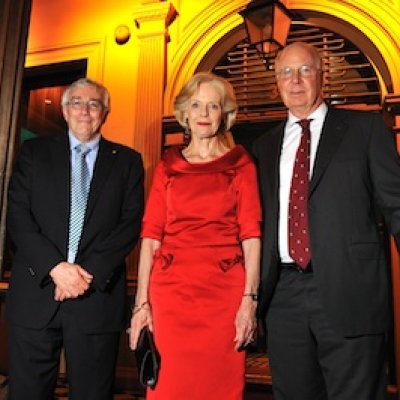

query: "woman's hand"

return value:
[129, 238, 160, 350]
[128, 304, 153, 350]
[234, 297, 257, 351]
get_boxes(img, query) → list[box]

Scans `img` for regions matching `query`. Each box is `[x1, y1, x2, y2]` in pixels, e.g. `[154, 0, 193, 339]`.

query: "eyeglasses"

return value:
[67, 98, 104, 111]
[276, 64, 319, 80]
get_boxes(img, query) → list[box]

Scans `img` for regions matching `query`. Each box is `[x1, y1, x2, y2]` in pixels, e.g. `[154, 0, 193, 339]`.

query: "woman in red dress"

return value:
[129, 72, 261, 399]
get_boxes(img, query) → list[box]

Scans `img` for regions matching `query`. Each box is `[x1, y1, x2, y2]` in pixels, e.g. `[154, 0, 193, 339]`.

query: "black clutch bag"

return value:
[135, 326, 161, 389]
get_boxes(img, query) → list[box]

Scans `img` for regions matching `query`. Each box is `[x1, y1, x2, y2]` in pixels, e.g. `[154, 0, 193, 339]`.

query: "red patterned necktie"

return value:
[288, 119, 312, 269]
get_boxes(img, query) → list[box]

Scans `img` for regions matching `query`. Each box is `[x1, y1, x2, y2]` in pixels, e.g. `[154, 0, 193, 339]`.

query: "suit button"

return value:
[28, 267, 36, 277]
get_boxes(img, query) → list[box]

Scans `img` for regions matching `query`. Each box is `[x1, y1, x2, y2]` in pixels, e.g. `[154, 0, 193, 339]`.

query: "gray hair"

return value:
[61, 78, 110, 111]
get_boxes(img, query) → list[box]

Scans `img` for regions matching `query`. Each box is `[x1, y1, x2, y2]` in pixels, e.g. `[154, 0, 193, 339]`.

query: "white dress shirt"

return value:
[278, 102, 328, 262]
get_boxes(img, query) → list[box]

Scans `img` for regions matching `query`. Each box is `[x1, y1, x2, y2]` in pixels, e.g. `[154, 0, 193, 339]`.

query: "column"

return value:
[127, 1, 176, 277]
[132, 0, 176, 193]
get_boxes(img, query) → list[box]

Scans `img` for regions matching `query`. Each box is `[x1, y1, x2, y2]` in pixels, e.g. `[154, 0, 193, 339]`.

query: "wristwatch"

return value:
[243, 293, 259, 302]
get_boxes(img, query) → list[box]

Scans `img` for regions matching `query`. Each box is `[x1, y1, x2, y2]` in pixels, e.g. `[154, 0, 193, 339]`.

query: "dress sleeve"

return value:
[141, 161, 167, 240]
[235, 161, 262, 241]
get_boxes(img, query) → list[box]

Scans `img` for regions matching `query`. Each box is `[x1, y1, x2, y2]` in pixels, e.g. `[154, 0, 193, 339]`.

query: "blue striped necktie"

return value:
[68, 143, 91, 262]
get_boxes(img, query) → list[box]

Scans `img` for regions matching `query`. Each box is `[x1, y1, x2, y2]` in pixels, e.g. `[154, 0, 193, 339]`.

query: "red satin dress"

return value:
[141, 145, 261, 400]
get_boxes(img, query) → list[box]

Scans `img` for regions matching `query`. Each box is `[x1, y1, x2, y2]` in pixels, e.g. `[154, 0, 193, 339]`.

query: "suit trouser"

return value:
[266, 265, 387, 400]
[8, 303, 120, 400]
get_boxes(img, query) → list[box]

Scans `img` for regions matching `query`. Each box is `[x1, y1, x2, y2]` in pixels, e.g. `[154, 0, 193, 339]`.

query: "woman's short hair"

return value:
[174, 72, 237, 132]
[61, 78, 110, 111]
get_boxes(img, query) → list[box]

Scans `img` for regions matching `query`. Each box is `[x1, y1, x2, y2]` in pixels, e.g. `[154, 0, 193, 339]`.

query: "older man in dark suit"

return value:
[253, 42, 400, 400]
[6, 78, 144, 400]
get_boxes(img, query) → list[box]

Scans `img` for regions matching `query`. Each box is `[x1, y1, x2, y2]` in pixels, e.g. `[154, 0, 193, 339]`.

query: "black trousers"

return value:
[8, 303, 120, 400]
[266, 265, 388, 400]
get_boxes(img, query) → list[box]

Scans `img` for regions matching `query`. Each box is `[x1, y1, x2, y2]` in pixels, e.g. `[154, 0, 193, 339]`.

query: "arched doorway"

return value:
[199, 19, 386, 150]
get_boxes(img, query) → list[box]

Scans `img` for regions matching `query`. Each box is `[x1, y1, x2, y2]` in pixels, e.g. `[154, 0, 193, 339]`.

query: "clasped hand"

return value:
[50, 261, 93, 301]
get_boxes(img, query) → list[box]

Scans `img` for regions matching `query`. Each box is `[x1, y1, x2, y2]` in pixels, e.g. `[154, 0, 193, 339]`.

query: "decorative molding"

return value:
[164, 0, 248, 115]
[128, 1, 177, 280]
[131, 1, 176, 191]
[25, 39, 106, 82]
[165, 0, 400, 116]
[133, 1, 177, 38]
[291, 0, 400, 92]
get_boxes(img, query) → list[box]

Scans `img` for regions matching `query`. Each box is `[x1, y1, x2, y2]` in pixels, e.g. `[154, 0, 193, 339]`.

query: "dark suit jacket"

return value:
[6, 133, 144, 333]
[253, 107, 400, 337]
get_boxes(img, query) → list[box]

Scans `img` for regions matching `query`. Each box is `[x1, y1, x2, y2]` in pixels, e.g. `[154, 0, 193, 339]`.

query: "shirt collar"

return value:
[287, 102, 328, 128]
[68, 131, 101, 151]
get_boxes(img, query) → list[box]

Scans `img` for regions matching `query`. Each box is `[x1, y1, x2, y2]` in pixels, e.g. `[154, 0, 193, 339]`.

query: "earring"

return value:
[184, 119, 191, 146]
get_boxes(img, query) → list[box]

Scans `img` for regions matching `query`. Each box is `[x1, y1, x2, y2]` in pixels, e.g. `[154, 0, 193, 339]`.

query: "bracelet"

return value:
[132, 301, 150, 314]
[243, 293, 259, 301]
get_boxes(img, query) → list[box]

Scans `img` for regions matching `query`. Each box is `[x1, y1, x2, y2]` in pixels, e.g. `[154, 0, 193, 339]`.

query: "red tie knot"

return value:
[297, 119, 311, 132]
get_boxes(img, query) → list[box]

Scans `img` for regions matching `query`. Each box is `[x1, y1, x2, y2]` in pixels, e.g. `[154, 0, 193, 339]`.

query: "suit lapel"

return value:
[269, 126, 284, 250]
[256, 124, 284, 254]
[50, 134, 70, 233]
[85, 138, 118, 222]
[261, 123, 284, 195]
[270, 127, 284, 195]
[309, 108, 348, 195]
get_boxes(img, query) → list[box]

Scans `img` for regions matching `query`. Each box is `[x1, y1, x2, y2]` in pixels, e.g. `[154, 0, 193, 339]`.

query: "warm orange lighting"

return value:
[240, 0, 291, 58]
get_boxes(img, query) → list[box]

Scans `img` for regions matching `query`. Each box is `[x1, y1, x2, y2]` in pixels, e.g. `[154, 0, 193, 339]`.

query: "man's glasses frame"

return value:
[276, 64, 320, 80]
[66, 98, 104, 112]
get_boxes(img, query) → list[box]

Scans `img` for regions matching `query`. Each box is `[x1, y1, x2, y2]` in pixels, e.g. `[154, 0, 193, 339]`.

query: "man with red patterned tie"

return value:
[253, 41, 400, 400]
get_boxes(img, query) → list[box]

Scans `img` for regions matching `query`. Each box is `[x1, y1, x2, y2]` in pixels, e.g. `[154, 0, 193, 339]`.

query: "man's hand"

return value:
[50, 262, 93, 301]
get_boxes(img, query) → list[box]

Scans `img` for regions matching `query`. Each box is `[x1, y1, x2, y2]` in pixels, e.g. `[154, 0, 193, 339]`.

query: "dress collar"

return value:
[163, 145, 253, 174]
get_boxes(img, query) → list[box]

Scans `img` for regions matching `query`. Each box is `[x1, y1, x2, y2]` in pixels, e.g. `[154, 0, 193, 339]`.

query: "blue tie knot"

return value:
[75, 143, 91, 157]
